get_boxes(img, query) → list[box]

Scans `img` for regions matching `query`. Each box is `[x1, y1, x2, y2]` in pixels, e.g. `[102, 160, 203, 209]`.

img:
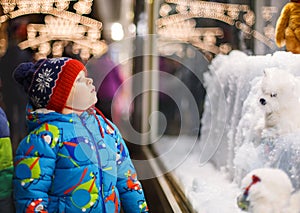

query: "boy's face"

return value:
[66, 71, 97, 111]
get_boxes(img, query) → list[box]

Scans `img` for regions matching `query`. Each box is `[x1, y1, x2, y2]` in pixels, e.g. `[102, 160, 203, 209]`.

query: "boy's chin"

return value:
[93, 98, 98, 106]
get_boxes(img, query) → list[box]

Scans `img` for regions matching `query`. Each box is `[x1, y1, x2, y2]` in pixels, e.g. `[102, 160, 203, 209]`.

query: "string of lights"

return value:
[157, 0, 278, 57]
[0, 0, 106, 60]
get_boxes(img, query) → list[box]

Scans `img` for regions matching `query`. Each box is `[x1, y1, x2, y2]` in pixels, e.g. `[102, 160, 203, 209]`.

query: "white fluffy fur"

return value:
[259, 67, 300, 136]
[239, 168, 300, 213]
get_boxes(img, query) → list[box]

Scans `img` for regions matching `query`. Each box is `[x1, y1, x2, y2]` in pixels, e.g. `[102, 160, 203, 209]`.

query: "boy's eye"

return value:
[270, 93, 277, 97]
[76, 77, 84, 82]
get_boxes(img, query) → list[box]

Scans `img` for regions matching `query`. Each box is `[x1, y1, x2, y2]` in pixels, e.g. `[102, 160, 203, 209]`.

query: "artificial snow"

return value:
[153, 51, 300, 212]
[153, 135, 244, 212]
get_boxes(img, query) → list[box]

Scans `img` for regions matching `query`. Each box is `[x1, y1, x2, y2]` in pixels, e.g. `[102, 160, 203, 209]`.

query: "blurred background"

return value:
[0, 0, 289, 212]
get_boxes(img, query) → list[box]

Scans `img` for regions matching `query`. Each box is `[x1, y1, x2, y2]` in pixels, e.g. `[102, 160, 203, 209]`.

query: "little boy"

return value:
[13, 57, 148, 213]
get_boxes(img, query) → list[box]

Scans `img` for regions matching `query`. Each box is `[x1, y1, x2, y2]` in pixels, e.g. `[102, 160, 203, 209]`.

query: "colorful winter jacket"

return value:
[13, 106, 148, 213]
[0, 107, 13, 199]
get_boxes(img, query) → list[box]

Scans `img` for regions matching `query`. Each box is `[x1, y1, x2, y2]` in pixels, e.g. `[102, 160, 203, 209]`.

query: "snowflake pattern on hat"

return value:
[35, 68, 54, 94]
[29, 57, 69, 109]
[31, 96, 43, 109]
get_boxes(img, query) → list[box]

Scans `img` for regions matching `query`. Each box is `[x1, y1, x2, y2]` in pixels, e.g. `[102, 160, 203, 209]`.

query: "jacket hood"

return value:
[25, 103, 78, 132]
[25, 104, 114, 138]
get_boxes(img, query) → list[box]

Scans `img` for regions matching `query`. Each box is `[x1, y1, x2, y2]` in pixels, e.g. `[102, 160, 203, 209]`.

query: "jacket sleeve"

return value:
[13, 128, 57, 213]
[114, 130, 149, 213]
[275, 3, 291, 47]
[0, 108, 13, 202]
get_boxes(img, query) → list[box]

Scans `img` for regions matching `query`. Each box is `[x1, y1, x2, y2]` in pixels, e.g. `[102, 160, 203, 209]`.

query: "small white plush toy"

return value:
[258, 67, 300, 137]
[237, 168, 300, 213]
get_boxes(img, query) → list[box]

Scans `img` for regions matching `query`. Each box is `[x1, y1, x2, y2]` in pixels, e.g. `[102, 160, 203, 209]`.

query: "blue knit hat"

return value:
[14, 57, 85, 112]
